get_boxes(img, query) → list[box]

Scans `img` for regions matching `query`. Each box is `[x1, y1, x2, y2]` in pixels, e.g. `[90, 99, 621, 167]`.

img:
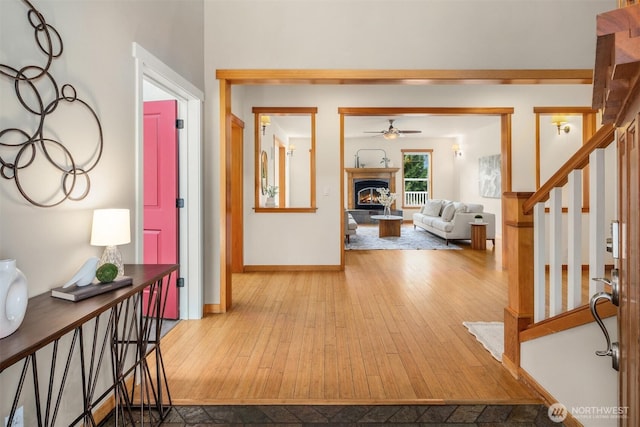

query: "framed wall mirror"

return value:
[253, 107, 317, 212]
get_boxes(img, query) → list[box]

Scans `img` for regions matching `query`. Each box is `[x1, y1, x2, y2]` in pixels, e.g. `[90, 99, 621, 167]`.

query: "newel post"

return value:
[502, 192, 535, 377]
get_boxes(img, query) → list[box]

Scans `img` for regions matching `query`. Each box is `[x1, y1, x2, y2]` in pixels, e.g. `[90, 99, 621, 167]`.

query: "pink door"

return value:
[143, 100, 179, 319]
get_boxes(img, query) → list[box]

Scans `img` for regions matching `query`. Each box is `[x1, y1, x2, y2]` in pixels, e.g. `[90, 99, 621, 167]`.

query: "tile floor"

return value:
[100, 404, 563, 426]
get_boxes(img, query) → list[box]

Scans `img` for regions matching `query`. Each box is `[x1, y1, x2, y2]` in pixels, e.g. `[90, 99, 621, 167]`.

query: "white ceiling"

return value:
[270, 114, 500, 140]
[344, 115, 499, 139]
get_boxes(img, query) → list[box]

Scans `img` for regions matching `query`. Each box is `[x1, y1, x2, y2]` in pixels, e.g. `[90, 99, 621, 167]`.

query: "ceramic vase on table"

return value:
[0, 259, 28, 339]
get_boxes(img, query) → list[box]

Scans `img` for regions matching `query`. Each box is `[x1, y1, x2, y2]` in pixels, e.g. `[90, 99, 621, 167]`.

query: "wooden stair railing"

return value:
[503, 123, 616, 378]
[522, 123, 615, 215]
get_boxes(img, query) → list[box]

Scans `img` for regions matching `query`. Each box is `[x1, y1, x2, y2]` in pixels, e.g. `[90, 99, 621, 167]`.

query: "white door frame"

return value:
[133, 43, 204, 319]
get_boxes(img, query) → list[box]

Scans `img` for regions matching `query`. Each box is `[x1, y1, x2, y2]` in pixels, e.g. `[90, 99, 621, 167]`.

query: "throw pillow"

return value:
[466, 203, 484, 213]
[453, 202, 467, 213]
[441, 203, 456, 222]
[421, 200, 442, 217]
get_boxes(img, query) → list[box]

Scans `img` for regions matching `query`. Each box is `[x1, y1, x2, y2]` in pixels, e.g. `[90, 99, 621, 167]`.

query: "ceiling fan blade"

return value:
[363, 131, 385, 134]
[398, 130, 422, 134]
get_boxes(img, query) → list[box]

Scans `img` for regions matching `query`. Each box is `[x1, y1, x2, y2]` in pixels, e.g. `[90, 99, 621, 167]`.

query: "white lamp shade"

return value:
[90, 209, 131, 246]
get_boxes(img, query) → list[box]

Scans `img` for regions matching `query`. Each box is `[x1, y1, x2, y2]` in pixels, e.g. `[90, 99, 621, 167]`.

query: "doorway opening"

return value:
[339, 107, 512, 267]
[133, 43, 204, 320]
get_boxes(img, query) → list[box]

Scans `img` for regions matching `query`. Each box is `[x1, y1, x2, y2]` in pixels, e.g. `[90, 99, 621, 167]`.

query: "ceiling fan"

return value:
[364, 119, 422, 140]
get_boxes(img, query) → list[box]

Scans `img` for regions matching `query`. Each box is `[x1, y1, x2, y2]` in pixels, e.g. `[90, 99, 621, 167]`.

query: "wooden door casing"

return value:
[618, 119, 639, 426]
[231, 115, 244, 274]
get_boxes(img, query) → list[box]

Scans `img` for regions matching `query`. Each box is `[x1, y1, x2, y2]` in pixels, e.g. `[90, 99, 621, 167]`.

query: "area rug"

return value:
[463, 321, 504, 362]
[345, 225, 461, 250]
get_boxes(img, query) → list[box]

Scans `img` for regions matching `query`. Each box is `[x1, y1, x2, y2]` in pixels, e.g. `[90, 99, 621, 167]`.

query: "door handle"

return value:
[589, 269, 620, 371]
[592, 268, 619, 306]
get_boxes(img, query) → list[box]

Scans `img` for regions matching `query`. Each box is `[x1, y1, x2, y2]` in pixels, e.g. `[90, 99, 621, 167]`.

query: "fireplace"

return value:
[344, 167, 399, 210]
[354, 179, 388, 210]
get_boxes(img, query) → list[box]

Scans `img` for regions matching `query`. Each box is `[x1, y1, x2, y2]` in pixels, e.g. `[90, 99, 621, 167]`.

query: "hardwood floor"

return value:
[161, 245, 541, 405]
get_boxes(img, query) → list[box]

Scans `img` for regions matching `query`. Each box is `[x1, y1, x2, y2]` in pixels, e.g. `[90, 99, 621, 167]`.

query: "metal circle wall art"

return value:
[0, 0, 103, 207]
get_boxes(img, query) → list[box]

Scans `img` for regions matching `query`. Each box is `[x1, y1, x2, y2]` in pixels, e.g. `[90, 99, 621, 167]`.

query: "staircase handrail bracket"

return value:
[592, 5, 640, 126]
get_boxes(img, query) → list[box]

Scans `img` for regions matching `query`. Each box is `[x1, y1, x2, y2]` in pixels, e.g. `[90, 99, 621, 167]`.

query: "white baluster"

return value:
[567, 169, 582, 309]
[549, 188, 563, 316]
[534, 202, 546, 322]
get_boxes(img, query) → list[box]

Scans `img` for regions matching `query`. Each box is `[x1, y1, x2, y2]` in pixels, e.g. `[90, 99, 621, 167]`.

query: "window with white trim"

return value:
[402, 150, 432, 207]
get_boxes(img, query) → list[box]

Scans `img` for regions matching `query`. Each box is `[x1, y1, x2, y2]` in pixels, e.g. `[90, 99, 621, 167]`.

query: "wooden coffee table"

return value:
[371, 215, 404, 237]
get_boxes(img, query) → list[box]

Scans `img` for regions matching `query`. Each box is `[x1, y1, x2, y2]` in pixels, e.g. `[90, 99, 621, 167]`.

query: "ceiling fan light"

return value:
[383, 132, 398, 140]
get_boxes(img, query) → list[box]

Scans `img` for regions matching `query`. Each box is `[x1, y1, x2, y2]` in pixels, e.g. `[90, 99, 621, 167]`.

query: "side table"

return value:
[470, 222, 488, 250]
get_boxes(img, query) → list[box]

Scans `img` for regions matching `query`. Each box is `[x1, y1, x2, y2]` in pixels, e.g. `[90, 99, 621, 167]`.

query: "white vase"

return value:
[0, 259, 28, 339]
[266, 196, 276, 207]
[383, 205, 391, 217]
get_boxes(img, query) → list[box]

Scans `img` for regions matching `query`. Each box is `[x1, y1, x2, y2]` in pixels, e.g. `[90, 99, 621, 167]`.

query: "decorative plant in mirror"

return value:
[0, 0, 103, 207]
[376, 187, 397, 217]
[266, 185, 279, 198]
[265, 185, 278, 207]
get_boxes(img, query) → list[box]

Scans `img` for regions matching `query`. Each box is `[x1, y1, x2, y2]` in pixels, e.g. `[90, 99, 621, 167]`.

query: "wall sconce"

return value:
[260, 115, 271, 135]
[551, 115, 570, 134]
[287, 144, 296, 157]
[452, 143, 462, 157]
[90, 209, 131, 278]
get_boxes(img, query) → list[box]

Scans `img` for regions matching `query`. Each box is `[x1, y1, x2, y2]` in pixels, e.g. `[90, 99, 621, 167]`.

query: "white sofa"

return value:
[413, 199, 496, 245]
[344, 210, 358, 242]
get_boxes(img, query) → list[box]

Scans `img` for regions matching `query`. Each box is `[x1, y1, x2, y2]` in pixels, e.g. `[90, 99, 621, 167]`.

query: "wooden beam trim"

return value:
[338, 107, 514, 116]
[216, 69, 593, 85]
[219, 79, 231, 313]
[533, 106, 598, 114]
[252, 106, 318, 114]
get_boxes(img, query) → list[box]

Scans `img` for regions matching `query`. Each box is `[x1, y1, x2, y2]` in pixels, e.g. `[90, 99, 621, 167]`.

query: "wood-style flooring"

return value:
[160, 242, 541, 405]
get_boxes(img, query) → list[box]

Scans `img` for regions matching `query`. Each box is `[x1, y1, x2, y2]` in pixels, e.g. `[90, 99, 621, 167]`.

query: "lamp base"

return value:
[99, 245, 124, 278]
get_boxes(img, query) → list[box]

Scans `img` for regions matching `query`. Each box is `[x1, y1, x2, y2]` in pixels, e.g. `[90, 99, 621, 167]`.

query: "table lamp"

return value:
[90, 208, 131, 278]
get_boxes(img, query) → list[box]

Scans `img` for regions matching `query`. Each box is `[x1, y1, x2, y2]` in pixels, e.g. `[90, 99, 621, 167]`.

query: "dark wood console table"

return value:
[0, 264, 178, 426]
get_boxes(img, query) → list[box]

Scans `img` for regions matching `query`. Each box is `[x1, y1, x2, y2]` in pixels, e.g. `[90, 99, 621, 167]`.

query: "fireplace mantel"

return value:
[345, 168, 399, 210]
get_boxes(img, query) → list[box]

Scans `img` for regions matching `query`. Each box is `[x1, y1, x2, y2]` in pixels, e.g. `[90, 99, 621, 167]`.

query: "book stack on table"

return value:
[51, 277, 133, 302]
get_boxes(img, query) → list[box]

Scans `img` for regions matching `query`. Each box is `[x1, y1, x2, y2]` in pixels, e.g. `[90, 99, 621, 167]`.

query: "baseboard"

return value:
[204, 303, 221, 314]
[518, 368, 582, 427]
[243, 265, 342, 272]
[502, 354, 519, 379]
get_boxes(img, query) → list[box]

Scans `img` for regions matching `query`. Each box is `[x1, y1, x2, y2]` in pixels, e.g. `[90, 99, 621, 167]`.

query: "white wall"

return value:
[0, 1, 204, 424]
[457, 120, 503, 236]
[521, 318, 619, 427]
[0, 0, 204, 295]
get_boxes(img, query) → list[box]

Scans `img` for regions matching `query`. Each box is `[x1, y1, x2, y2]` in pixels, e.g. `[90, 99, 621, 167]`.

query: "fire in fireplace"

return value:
[354, 179, 389, 209]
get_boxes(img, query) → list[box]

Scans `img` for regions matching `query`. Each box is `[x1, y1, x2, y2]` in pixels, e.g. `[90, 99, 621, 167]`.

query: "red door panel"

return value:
[143, 100, 179, 319]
